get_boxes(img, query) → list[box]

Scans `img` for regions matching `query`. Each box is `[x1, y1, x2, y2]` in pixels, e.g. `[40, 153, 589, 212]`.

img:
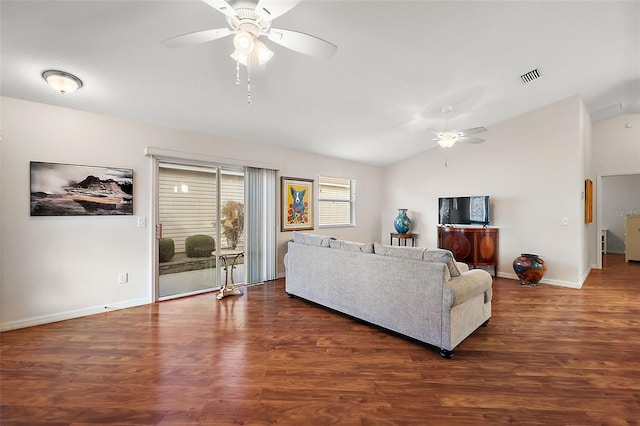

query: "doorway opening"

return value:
[596, 172, 640, 269]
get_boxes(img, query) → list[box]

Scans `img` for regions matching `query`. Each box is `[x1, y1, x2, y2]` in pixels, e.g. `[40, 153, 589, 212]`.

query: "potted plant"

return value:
[221, 201, 244, 250]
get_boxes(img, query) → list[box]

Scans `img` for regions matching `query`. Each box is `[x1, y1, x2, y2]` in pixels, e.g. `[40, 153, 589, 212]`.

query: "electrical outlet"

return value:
[118, 272, 128, 284]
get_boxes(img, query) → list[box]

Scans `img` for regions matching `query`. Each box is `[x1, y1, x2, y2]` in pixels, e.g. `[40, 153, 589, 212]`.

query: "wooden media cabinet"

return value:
[437, 226, 499, 277]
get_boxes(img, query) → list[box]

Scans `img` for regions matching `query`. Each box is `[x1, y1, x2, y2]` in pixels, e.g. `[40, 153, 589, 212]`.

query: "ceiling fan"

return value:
[431, 106, 488, 148]
[163, 0, 337, 103]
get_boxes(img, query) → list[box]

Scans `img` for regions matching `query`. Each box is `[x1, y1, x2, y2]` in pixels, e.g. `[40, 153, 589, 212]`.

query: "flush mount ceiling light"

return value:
[42, 70, 83, 94]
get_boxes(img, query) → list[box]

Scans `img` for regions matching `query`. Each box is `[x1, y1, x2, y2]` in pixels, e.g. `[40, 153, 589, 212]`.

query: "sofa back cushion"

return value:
[292, 231, 333, 247]
[373, 243, 461, 278]
[329, 239, 374, 253]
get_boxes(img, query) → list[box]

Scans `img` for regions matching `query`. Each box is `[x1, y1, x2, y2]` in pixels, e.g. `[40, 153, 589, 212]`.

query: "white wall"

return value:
[0, 96, 382, 330]
[580, 99, 594, 279]
[382, 95, 588, 287]
[592, 114, 640, 174]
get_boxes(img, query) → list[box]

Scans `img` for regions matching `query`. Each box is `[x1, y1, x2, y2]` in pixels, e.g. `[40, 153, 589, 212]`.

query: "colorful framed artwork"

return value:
[30, 161, 133, 216]
[281, 176, 314, 231]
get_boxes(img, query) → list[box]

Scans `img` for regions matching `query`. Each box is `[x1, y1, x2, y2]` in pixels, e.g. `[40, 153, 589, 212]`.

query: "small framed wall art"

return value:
[30, 161, 134, 216]
[281, 176, 314, 231]
[585, 178, 593, 224]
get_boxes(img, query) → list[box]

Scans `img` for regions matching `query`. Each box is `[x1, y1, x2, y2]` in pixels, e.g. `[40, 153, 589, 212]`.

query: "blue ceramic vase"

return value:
[393, 209, 411, 234]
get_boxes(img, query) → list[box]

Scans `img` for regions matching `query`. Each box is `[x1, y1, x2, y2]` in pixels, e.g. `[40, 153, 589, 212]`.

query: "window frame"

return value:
[318, 174, 356, 228]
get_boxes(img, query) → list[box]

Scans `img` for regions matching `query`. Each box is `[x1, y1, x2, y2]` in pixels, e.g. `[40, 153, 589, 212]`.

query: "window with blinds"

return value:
[318, 176, 355, 227]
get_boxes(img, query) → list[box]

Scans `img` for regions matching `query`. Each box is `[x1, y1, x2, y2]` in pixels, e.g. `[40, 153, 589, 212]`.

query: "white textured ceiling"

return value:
[2, 0, 639, 166]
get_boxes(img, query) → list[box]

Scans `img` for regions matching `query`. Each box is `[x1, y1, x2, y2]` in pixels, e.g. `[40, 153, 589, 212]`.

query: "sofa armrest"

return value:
[446, 269, 493, 307]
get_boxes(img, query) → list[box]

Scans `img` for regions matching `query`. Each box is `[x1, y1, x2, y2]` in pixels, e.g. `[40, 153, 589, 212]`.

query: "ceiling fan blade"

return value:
[201, 0, 238, 18]
[162, 28, 233, 48]
[255, 0, 302, 20]
[458, 126, 488, 136]
[461, 137, 485, 144]
[268, 28, 337, 58]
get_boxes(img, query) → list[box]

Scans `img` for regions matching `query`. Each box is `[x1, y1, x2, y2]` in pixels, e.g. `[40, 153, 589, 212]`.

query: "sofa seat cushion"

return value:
[329, 239, 374, 253]
[446, 269, 493, 306]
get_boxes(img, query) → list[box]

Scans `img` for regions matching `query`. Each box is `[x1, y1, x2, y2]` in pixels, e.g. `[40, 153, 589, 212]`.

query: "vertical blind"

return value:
[245, 167, 277, 284]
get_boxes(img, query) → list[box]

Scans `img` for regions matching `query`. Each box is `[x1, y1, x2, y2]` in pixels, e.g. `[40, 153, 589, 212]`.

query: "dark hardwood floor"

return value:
[1, 254, 639, 425]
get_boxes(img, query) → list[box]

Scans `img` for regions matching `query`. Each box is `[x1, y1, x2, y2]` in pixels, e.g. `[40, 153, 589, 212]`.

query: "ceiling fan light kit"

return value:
[437, 134, 458, 148]
[231, 37, 273, 66]
[233, 31, 255, 54]
[254, 41, 274, 64]
[163, 0, 337, 104]
[230, 49, 249, 66]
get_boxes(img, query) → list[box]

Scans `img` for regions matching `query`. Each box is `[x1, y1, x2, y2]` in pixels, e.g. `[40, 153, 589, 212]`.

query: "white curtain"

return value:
[245, 167, 277, 284]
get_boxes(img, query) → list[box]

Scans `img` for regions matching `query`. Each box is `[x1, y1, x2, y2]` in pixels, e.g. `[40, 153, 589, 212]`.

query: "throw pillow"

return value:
[329, 239, 374, 253]
[423, 248, 462, 277]
[373, 243, 426, 260]
[293, 231, 332, 247]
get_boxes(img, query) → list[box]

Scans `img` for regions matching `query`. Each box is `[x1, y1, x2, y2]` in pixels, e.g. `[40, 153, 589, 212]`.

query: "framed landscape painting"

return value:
[281, 176, 314, 231]
[30, 161, 133, 216]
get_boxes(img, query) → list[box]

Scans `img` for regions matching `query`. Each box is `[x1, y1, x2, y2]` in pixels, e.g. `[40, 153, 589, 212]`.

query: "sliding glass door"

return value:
[157, 162, 244, 299]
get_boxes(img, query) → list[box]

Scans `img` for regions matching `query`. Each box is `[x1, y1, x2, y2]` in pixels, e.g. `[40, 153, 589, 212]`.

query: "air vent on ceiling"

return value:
[521, 68, 541, 83]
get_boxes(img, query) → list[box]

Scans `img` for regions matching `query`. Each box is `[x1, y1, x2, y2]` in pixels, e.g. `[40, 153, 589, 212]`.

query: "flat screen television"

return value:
[438, 195, 490, 225]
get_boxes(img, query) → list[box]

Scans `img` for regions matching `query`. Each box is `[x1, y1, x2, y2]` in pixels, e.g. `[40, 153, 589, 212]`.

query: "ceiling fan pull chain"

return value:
[236, 60, 241, 85]
[247, 56, 252, 105]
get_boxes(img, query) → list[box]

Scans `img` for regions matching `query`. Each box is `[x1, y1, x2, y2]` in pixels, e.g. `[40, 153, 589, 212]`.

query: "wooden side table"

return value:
[390, 233, 417, 247]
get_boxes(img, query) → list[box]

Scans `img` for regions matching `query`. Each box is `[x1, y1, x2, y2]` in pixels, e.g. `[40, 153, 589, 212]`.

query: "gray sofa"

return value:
[284, 232, 493, 358]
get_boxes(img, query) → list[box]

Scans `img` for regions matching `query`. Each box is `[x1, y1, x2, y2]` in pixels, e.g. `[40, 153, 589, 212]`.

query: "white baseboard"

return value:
[498, 271, 581, 289]
[1, 297, 151, 332]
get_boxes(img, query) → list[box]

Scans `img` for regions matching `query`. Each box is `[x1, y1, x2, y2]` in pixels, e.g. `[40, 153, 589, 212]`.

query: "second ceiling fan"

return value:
[431, 106, 488, 148]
